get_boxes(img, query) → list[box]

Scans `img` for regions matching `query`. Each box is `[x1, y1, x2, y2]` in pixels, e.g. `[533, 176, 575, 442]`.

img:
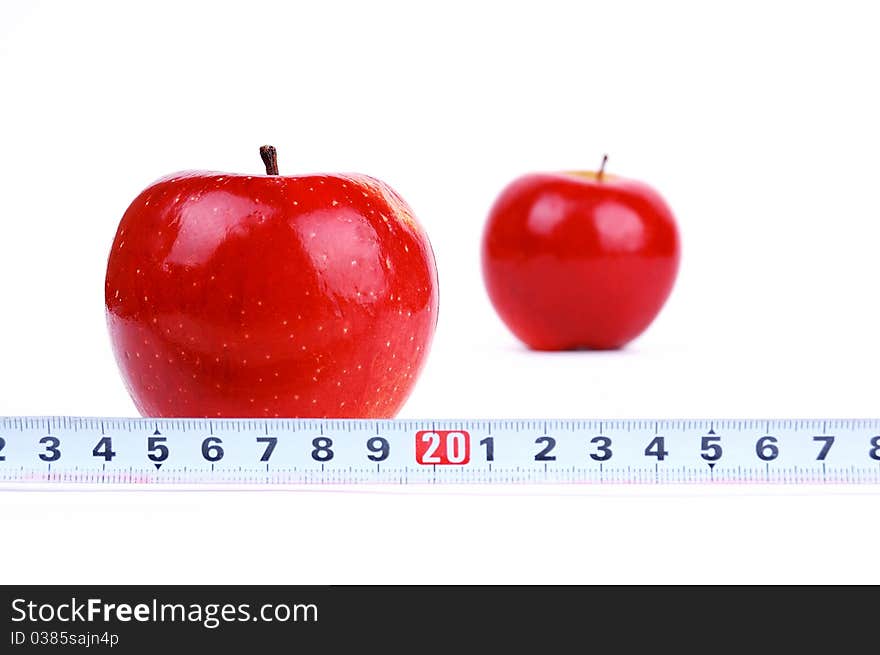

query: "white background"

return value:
[1, 0, 878, 583]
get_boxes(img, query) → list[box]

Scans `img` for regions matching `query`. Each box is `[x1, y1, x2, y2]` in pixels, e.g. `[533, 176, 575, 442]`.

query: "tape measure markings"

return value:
[1, 417, 879, 484]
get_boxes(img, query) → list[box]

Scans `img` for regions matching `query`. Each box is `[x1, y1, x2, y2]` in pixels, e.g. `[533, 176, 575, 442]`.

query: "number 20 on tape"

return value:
[415, 430, 471, 465]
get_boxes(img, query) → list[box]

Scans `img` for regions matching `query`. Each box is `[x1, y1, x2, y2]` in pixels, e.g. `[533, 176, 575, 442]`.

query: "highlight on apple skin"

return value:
[105, 146, 439, 419]
[481, 158, 680, 351]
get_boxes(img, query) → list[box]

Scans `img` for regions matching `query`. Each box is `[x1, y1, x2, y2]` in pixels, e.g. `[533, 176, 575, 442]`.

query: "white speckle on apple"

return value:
[274, 372, 280, 377]
[210, 275, 216, 281]
[242, 359, 248, 365]
[114, 289, 120, 299]
[336, 381, 342, 387]
[404, 245, 409, 252]
[342, 327, 349, 334]
[294, 394, 300, 400]
[257, 300, 262, 306]
[215, 357, 220, 363]
[250, 399, 255, 403]
[118, 241, 125, 249]
[293, 201, 298, 206]
[317, 325, 323, 332]
[386, 341, 391, 347]
[289, 333, 295, 339]
[282, 319, 288, 326]
[143, 295, 149, 302]
[135, 352, 141, 358]
[312, 399, 317, 404]
[244, 333, 250, 339]
[351, 259, 358, 266]
[301, 345, 307, 351]
[222, 343, 229, 349]
[409, 335, 414, 341]
[357, 364, 362, 370]
[308, 187, 314, 192]
[332, 200, 339, 206]
[264, 354, 271, 359]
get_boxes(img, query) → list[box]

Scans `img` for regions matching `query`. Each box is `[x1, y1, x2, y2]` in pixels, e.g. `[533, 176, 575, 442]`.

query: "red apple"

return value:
[481, 157, 680, 350]
[105, 146, 438, 418]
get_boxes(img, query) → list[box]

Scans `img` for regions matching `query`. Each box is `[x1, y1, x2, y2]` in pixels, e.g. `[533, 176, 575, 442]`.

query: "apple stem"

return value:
[597, 154, 608, 180]
[260, 145, 279, 175]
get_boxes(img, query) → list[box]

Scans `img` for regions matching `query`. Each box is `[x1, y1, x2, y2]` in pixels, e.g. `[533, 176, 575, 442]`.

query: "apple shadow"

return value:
[499, 342, 643, 357]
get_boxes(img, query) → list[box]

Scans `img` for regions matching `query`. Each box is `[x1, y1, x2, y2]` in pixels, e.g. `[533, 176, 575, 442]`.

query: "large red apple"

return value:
[481, 158, 680, 350]
[105, 146, 438, 418]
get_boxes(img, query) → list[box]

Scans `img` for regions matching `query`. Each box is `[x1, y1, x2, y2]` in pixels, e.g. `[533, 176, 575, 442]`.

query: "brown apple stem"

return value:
[597, 154, 609, 180]
[260, 145, 279, 175]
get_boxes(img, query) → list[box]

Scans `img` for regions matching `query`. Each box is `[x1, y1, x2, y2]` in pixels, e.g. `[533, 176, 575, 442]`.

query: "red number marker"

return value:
[415, 430, 471, 465]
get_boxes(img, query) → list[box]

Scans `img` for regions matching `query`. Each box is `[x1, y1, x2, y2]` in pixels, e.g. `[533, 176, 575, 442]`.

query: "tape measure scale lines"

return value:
[1, 417, 879, 485]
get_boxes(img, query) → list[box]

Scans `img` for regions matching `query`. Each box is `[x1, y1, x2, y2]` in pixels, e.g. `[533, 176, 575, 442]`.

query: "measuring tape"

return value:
[1, 417, 879, 485]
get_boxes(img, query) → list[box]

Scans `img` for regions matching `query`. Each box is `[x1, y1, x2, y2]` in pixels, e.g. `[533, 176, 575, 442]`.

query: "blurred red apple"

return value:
[105, 146, 438, 418]
[481, 157, 680, 350]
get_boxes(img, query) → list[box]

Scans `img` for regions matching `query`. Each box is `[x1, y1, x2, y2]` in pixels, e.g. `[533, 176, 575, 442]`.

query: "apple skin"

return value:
[105, 170, 438, 418]
[481, 171, 680, 350]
